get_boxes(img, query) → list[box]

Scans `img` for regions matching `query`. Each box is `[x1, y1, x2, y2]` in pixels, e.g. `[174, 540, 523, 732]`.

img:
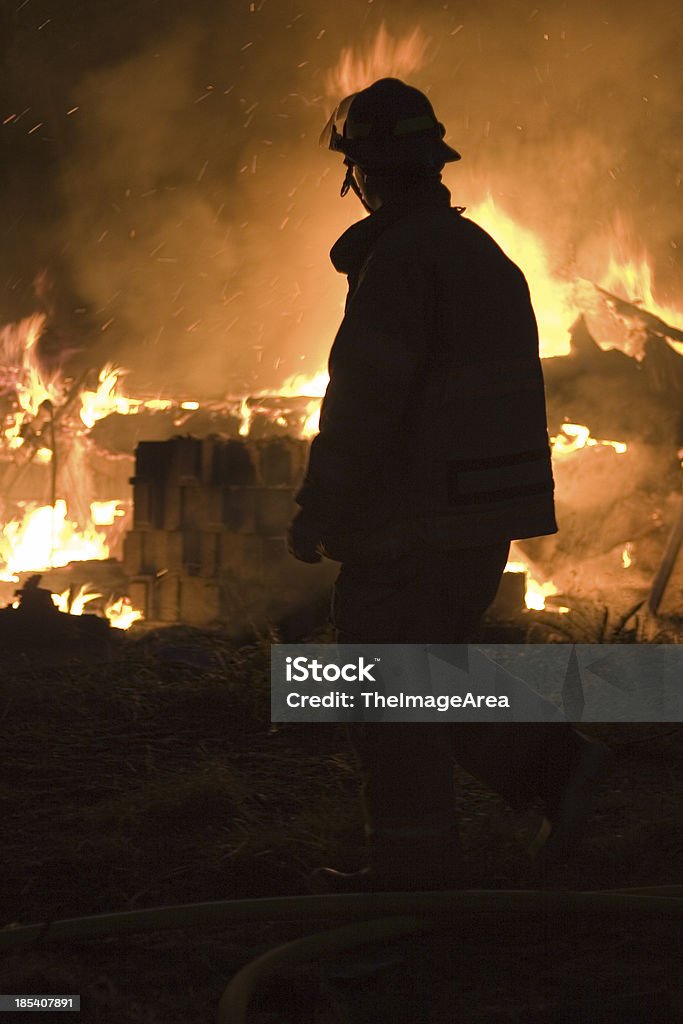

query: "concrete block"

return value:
[204, 487, 227, 531]
[123, 531, 144, 575]
[132, 481, 164, 529]
[218, 534, 263, 580]
[162, 485, 182, 531]
[135, 441, 173, 481]
[128, 578, 151, 620]
[158, 573, 180, 622]
[182, 530, 201, 573]
[222, 487, 257, 533]
[200, 532, 219, 578]
[257, 440, 294, 486]
[169, 436, 202, 484]
[211, 440, 256, 486]
[254, 488, 297, 536]
[180, 485, 204, 530]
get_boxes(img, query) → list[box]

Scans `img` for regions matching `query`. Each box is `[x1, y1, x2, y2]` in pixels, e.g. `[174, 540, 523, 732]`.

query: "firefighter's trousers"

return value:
[332, 541, 583, 875]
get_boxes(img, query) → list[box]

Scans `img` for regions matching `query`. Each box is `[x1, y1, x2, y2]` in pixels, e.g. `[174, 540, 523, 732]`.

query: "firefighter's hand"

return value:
[287, 509, 323, 563]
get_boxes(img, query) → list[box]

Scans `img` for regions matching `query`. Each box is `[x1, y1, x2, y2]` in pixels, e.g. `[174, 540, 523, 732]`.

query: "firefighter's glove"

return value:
[287, 509, 324, 564]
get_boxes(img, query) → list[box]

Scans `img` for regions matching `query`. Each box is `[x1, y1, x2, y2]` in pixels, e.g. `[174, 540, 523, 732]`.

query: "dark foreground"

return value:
[1, 628, 681, 1022]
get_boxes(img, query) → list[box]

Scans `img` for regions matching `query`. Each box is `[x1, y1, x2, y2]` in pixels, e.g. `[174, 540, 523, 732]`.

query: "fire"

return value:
[80, 364, 134, 428]
[51, 583, 101, 616]
[601, 221, 683, 356]
[505, 558, 561, 611]
[49, 585, 143, 629]
[90, 500, 125, 527]
[0, 501, 109, 580]
[278, 370, 329, 439]
[237, 396, 253, 438]
[104, 595, 144, 630]
[622, 544, 633, 569]
[551, 422, 627, 456]
[1, 314, 65, 449]
[468, 198, 579, 358]
[505, 542, 568, 612]
[326, 24, 429, 98]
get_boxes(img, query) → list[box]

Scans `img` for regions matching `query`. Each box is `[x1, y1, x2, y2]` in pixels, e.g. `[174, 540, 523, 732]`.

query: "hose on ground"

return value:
[1, 888, 681, 953]
[215, 888, 683, 1023]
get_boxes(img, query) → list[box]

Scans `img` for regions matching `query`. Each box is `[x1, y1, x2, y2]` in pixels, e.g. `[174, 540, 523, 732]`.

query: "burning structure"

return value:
[1, 11, 682, 633]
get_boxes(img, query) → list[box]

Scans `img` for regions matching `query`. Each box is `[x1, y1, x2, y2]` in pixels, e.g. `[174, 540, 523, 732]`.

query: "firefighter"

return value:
[288, 78, 610, 891]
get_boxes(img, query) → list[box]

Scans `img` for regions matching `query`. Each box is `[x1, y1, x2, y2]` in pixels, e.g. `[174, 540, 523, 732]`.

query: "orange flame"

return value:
[277, 370, 329, 439]
[51, 583, 101, 616]
[1, 314, 65, 449]
[80, 364, 135, 428]
[505, 543, 567, 612]
[326, 24, 430, 98]
[468, 198, 579, 358]
[104, 595, 144, 630]
[551, 422, 627, 456]
[0, 501, 109, 580]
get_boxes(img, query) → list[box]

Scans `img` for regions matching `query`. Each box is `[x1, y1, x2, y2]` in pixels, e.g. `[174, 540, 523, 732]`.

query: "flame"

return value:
[622, 544, 633, 569]
[51, 583, 102, 616]
[49, 585, 143, 628]
[80, 364, 135, 428]
[277, 369, 329, 439]
[468, 198, 579, 358]
[104, 595, 144, 630]
[0, 500, 109, 579]
[238, 396, 252, 437]
[600, 220, 683, 356]
[326, 24, 429, 98]
[505, 542, 566, 612]
[551, 422, 627, 455]
[90, 500, 125, 527]
[1, 314, 65, 448]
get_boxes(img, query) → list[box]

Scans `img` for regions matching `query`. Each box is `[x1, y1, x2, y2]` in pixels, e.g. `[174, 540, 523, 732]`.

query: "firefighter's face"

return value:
[352, 166, 382, 211]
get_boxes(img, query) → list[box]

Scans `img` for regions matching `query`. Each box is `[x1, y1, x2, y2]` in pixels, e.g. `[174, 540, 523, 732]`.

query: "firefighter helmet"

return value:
[320, 78, 461, 172]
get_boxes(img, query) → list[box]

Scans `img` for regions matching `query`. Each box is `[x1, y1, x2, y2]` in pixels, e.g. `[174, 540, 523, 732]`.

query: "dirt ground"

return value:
[0, 628, 681, 1023]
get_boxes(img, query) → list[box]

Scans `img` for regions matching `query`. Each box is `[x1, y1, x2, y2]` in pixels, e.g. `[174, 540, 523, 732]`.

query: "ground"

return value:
[0, 625, 681, 1023]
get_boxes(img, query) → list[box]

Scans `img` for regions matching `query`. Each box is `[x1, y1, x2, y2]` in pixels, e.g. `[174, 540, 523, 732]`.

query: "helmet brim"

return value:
[320, 97, 461, 164]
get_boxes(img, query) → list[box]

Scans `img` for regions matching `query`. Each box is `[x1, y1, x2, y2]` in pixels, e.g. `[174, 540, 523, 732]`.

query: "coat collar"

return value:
[330, 179, 454, 276]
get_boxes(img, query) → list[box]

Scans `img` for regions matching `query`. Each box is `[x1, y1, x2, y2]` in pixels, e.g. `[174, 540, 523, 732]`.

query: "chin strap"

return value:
[341, 161, 373, 213]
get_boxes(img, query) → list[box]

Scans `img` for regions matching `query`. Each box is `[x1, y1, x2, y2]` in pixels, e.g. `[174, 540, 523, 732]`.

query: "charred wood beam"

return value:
[593, 284, 683, 346]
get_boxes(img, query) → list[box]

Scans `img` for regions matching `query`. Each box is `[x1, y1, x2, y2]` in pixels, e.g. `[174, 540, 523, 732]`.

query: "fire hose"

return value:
[1, 888, 681, 1022]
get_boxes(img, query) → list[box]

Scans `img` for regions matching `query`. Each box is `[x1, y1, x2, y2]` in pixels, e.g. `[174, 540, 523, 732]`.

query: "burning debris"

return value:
[0, 574, 112, 663]
[1, 192, 683, 630]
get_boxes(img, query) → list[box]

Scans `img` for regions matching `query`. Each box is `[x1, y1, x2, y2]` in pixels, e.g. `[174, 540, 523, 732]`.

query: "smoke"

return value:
[1, 0, 681, 395]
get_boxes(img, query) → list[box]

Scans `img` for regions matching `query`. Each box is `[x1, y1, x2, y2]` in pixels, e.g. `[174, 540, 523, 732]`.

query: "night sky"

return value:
[2, 0, 682, 396]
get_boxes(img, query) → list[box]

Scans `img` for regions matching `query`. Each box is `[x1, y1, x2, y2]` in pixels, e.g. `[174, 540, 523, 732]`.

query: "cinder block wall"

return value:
[123, 436, 337, 633]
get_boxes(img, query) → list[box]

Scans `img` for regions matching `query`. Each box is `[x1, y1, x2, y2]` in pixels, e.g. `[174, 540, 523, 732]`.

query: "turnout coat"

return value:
[296, 180, 557, 560]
